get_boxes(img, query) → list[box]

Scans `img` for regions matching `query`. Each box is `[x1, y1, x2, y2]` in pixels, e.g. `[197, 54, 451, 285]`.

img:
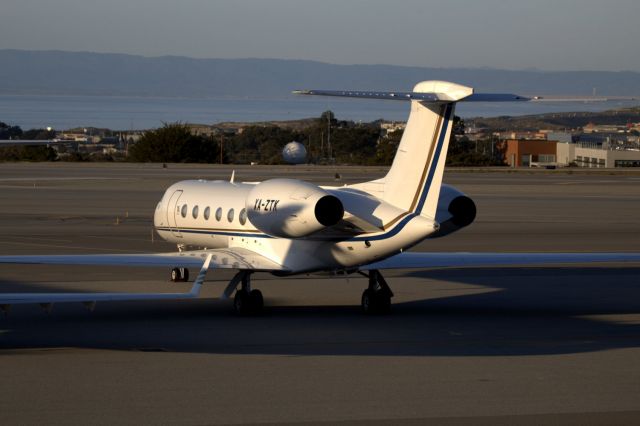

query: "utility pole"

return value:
[327, 112, 332, 161]
[220, 134, 224, 164]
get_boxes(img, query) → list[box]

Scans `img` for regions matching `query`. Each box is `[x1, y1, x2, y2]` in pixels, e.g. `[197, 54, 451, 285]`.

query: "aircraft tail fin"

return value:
[294, 80, 529, 219]
[380, 81, 465, 219]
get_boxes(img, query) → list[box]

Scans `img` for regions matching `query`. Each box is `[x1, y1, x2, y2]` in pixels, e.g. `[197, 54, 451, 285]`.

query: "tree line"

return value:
[129, 113, 401, 165]
[2, 115, 502, 166]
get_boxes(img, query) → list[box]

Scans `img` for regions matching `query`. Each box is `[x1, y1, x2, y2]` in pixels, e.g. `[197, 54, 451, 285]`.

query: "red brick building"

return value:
[497, 139, 558, 167]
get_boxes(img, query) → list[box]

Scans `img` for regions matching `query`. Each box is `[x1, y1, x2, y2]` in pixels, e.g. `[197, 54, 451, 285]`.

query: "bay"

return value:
[0, 94, 636, 131]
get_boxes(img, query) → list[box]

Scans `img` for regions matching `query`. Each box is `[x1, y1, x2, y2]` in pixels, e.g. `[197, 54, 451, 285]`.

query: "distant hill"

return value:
[471, 107, 640, 131]
[1, 49, 640, 98]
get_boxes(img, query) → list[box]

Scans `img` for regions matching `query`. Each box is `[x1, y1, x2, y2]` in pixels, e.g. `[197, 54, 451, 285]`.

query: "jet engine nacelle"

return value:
[428, 184, 476, 238]
[246, 178, 344, 238]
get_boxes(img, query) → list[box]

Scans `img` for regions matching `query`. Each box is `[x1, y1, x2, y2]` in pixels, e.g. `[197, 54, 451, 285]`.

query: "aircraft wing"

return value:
[0, 247, 285, 271]
[0, 248, 286, 307]
[363, 252, 640, 270]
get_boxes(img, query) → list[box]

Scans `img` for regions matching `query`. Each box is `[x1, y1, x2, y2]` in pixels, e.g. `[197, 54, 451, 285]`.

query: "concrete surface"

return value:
[1, 163, 640, 425]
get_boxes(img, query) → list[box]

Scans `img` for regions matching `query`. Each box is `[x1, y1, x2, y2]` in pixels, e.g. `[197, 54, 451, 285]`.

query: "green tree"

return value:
[375, 129, 403, 165]
[128, 123, 219, 163]
[0, 122, 23, 139]
[329, 125, 381, 165]
[21, 128, 56, 140]
[0, 145, 56, 162]
[227, 125, 302, 164]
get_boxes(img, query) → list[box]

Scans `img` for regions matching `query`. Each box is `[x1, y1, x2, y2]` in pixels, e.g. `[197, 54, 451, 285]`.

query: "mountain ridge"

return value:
[2, 49, 640, 98]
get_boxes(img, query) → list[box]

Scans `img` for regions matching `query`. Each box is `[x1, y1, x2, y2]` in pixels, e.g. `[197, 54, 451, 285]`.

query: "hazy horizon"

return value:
[2, 0, 639, 72]
[5, 47, 640, 74]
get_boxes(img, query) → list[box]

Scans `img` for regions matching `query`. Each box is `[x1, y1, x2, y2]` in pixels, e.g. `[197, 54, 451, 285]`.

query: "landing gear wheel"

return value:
[170, 267, 181, 282]
[234, 289, 250, 315]
[361, 289, 376, 314]
[170, 267, 190, 282]
[361, 270, 393, 315]
[234, 289, 264, 315]
[376, 292, 391, 314]
[361, 289, 391, 315]
[249, 289, 264, 314]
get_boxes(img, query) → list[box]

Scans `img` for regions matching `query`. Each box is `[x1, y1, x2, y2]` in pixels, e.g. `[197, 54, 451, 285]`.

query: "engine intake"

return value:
[315, 195, 344, 226]
[448, 195, 476, 227]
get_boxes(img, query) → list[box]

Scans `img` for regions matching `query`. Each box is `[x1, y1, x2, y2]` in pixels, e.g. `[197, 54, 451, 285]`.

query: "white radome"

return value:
[282, 141, 307, 164]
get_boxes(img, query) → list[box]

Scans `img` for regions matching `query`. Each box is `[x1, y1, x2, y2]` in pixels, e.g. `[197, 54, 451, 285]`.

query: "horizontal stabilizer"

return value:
[294, 89, 529, 103]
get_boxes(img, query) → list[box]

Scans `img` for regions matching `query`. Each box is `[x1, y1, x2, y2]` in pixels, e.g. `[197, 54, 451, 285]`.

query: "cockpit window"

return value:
[181, 204, 188, 218]
[192, 205, 199, 219]
[204, 206, 210, 220]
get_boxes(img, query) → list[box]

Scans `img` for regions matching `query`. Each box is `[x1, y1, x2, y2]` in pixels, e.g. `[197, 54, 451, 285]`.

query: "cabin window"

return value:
[239, 208, 247, 225]
[181, 204, 188, 218]
[204, 206, 210, 220]
[192, 205, 199, 219]
[227, 208, 235, 222]
[215, 207, 222, 221]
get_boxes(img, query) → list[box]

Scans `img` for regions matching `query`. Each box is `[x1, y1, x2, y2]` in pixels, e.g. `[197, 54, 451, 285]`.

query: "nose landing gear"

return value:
[170, 267, 190, 282]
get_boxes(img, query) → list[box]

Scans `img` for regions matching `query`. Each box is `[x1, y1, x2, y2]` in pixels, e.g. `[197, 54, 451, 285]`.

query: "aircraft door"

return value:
[166, 190, 183, 238]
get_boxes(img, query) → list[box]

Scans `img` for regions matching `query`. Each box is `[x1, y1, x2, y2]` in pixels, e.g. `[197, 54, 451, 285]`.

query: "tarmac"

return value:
[1, 163, 640, 425]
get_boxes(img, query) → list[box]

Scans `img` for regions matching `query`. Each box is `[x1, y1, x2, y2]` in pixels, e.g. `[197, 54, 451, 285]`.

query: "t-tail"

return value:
[294, 81, 528, 219]
[381, 81, 469, 220]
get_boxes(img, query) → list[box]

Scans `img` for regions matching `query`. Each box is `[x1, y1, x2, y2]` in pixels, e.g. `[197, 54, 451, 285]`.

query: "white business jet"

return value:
[2, 80, 640, 315]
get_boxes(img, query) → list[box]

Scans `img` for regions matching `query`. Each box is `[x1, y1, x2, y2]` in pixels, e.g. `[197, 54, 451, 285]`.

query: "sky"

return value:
[2, 0, 639, 72]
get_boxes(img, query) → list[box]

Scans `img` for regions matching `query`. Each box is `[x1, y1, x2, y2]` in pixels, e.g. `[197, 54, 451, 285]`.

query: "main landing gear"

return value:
[232, 271, 263, 316]
[170, 266, 388, 315]
[169, 266, 263, 315]
[360, 270, 393, 315]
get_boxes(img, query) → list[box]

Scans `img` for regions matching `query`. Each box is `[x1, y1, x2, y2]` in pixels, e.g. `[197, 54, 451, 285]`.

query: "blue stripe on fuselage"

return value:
[349, 103, 452, 242]
[156, 227, 273, 239]
[415, 103, 452, 214]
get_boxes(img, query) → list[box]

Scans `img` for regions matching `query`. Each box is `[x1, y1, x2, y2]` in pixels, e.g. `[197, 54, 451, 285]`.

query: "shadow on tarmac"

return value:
[1, 266, 639, 357]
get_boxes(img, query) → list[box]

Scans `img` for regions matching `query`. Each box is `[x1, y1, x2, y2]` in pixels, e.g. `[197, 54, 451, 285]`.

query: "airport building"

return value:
[557, 142, 640, 168]
[498, 139, 558, 167]
[497, 131, 640, 168]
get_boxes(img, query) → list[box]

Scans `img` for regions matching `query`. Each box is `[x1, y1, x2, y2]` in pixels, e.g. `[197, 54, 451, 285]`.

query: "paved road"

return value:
[1, 163, 640, 425]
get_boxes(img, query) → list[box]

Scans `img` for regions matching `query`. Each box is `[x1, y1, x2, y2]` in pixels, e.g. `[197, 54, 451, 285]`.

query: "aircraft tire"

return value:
[234, 289, 250, 315]
[376, 292, 391, 314]
[170, 267, 181, 282]
[361, 289, 376, 314]
[249, 289, 264, 314]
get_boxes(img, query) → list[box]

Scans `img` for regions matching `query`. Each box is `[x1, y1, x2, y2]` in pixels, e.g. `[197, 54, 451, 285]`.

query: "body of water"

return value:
[0, 94, 637, 131]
